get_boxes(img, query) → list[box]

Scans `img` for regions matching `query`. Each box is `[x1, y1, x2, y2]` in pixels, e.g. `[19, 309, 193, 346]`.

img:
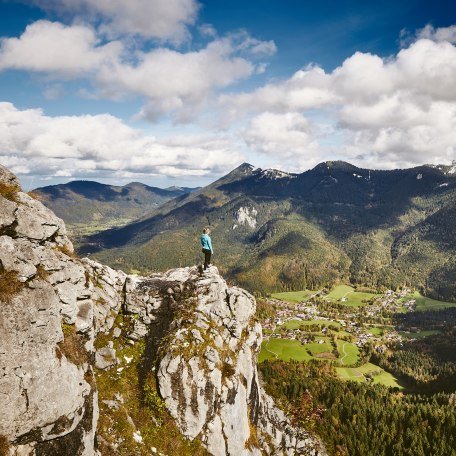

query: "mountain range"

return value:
[75, 160, 456, 300]
[33, 180, 197, 237]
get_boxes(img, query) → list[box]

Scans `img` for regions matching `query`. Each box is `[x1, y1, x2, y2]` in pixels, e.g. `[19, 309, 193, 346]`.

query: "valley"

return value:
[257, 285, 455, 388]
[33, 180, 197, 237]
[257, 284, 456, 455]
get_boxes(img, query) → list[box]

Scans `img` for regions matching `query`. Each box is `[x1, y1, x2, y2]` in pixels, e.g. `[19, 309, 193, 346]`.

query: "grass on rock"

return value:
[0, 271, 24, 304]
[95, 315, 209, 456]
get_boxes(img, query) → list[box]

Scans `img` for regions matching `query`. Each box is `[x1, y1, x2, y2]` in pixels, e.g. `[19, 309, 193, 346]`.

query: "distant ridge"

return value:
[74, 161, 456, 301]
[33, 180, 198, 237]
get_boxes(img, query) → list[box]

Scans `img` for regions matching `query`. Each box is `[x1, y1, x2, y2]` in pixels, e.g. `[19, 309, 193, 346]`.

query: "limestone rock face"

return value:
[1, 166, 326, 456]
[0, 169, 123, 455]
[0, 279, 87, 439]
[126, 266, 326, 456]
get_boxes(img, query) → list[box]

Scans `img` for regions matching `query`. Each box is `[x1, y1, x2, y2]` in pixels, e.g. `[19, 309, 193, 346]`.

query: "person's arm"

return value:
[208, 236, 213, 253]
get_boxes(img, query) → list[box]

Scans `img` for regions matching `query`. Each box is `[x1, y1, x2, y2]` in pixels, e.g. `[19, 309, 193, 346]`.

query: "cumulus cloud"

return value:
[2, 10, 455, 175]
[225, 33, 456, 169]
[0, 102, 243, 179]
[243, 112, 321, 169]
[30, 0, 200, 43]
[98, 37, 257, 120]
[0, 21, 273, 119]
[416, 24, 456, 44]
[0, 20, 122, 76]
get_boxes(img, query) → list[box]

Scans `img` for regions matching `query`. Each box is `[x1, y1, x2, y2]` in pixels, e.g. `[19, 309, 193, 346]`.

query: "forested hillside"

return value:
[33, 180, 196, 236]
[259, 360, 456, 456]
[78, 161, 456, 300]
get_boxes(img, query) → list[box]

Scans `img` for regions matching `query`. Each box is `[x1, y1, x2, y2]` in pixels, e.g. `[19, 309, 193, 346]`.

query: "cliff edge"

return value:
[0, 164, 325, 456]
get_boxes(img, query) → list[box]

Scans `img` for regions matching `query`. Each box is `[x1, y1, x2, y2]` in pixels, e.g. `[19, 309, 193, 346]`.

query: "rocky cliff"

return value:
[0, 165, 325, 456]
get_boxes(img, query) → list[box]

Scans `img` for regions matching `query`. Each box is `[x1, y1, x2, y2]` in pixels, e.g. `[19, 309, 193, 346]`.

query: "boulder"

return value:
[0, 163, 21, 189]
[95, 347, 118, 370]
[0, 195, 17, 230]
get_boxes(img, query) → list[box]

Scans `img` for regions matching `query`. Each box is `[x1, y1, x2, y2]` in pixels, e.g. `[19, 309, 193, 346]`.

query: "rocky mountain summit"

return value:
[0, 164, 325, 456]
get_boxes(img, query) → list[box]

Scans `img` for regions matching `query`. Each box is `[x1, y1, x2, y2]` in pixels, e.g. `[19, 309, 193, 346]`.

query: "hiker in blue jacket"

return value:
[200, 228, 213, 270]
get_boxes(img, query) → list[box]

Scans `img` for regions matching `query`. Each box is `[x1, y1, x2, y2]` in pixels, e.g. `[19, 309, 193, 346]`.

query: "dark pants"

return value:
[202, 248, 212, 270]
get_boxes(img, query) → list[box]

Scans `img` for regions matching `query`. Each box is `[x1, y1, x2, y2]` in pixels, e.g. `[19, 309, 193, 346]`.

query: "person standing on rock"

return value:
[200, 228, 213, 271]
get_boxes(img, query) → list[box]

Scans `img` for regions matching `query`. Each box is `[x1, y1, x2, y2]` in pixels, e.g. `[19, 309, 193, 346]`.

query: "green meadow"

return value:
[408, 291, 456, 311]
[336, 340, 360, 366]
[271, 289, 315, 302]
[367, 326, 384, 336]
[258, 338, 312, 363]
[271, 284, 381, 307]
[336, 362, 403, 389]
[325, 285, 380, 307]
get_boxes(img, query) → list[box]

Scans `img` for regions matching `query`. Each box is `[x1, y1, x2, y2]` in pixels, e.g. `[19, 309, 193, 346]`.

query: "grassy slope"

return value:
[271, 285, 380, 307]
[36, 182, 187, 238]
[282, 319, 342, 329]
[80, 165, 456, 300]
[411, 291, 456, 311]
[271, 289, 315, 302]
[336, 340, 360, 366]
[336, 363, 403, 389]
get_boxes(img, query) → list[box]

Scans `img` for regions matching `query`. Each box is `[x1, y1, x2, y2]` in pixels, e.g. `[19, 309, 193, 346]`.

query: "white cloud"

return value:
[0, 21, 272, 119]
[2, 12, 455, 175]
[43, 83, 64, 100]
[97, 37, 257, 120]
[416, 24, 456, 44]
[0, 102, 243, 179]
[223, 34, 456, 169]
[242, 112, 321, 169]
[31, 0, 200, 43]
[0, 20, 122, 76]
[234, 32, 277, 57]
[198, 24, 217, 38]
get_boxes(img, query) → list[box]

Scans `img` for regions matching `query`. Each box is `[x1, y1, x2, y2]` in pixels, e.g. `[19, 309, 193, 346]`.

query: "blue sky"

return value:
[0, 0, 456, 189]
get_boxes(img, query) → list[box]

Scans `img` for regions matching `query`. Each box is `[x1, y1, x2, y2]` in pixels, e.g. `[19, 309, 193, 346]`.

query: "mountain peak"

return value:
[234, 162, 256, 173]
[312, 161, 360, 173]
[211, 162, 257, 187]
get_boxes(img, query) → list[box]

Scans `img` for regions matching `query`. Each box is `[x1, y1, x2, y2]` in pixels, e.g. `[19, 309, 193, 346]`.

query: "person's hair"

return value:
[202, 228, 210, 234]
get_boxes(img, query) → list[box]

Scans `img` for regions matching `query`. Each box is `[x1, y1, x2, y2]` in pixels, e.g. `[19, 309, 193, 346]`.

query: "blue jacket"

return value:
[200, 234, 213, 253]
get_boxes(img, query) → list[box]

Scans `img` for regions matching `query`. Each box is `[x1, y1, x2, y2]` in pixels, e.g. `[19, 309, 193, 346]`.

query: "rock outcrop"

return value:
[125, 267, 325, 456]
[0, 164, 325, 456]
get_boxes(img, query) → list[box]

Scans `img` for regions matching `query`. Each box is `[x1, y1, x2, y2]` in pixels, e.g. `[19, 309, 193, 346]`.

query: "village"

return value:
[261, 287, 416, 355]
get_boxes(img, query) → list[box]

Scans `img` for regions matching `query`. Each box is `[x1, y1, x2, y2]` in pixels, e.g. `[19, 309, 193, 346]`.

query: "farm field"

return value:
[271, 284, 381, 307]
[336, 340, 359, 366]
[271, 289, 315, 302]
[325, 285, 380, 307]
[336, 362, 403, 389]
[261, 286, 455, 391]
[408, 292, 456, 311]
[259, 332, 357, 365]
[367, 326, 385, 336]
[258, 338, 312, 363]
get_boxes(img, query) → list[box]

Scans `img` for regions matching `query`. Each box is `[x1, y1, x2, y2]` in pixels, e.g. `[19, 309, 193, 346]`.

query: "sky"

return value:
[0, 0, 456, 189]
